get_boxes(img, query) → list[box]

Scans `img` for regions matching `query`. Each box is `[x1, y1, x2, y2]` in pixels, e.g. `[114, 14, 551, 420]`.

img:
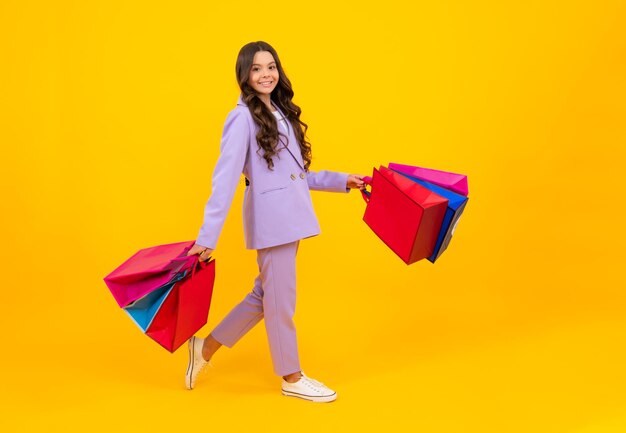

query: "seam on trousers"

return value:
[268, 247, 286, 372]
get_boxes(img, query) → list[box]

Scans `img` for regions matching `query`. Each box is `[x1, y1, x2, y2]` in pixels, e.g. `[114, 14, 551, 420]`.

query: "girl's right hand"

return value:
[347, 174, 366, 190]
[187, 243, 214, 262]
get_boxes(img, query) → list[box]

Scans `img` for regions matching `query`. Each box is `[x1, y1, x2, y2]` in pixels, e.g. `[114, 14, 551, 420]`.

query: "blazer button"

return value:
[290, 173, 296, 180]
[299, 173, 305, 179]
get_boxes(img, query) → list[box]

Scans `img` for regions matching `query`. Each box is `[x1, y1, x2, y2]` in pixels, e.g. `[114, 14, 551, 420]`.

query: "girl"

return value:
[185, 41, 365, 403]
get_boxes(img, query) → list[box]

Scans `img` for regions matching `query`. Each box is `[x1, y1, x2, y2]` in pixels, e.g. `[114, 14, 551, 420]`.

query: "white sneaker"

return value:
[185, 336, 212, 390]
[281, 371, 337, 403]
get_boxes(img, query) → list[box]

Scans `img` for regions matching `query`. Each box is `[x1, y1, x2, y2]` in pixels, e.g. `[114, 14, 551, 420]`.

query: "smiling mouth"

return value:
[259, 81, 273, 86]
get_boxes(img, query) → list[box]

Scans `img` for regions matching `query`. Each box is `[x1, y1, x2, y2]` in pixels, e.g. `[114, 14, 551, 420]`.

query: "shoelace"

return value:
[194, 338, 213, 370]
[301, 374, 325, 387]
[188, 351, 213, 377]
[198, 358, 214, 371]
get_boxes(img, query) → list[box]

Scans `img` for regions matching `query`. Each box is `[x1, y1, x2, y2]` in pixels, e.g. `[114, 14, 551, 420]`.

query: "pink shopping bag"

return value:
[103, 240, 198, 308]
[388, 162, 469, 196]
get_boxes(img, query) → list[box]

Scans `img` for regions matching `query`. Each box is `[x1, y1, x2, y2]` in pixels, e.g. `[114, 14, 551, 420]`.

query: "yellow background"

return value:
[2, 0, 625, 431]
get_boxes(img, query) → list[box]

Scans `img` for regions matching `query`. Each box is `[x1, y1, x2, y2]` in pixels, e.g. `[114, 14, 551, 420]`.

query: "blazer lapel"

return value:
[237, 94, 306, 171]
[271, 100, 306, 171]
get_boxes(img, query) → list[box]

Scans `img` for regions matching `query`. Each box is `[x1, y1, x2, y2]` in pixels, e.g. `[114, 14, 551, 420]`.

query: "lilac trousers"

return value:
[210, 240, 301, 376]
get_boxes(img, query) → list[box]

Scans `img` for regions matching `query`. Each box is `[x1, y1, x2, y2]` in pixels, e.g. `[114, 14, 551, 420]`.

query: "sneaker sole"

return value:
[185, 337, 196, 390]
[281, 389, 337, 403]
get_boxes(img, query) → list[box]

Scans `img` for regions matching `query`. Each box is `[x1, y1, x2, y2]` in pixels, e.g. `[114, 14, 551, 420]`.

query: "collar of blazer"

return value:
[236, 94, 306, 172]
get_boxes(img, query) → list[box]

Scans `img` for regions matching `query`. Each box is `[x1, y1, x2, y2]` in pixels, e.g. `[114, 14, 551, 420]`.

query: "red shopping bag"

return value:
[145, 256, 216, 353]
[362, 166, 449, 264]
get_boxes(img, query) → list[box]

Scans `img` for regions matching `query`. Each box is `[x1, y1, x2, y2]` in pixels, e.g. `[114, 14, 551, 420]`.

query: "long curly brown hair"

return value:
[235, 41, 312, 171]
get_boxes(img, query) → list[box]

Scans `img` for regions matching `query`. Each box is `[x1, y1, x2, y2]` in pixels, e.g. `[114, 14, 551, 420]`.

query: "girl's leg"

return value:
[200, 240, 302, 378]
[257, 240, 302, 377]
[203, 258, 266, 359]
[201, 334, 222, 362]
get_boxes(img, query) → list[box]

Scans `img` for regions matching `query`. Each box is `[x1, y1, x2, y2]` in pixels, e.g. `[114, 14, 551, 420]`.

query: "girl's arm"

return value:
[196, 109, 249, 250]
[306, 170, 351, 193]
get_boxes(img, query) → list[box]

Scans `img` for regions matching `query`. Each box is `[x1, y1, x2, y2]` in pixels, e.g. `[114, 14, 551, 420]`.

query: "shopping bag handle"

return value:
[360, 176, 372, 203]
[167, 254, 197, 275]
[168, 250, 212, 282]
[189, 254, 213, 281]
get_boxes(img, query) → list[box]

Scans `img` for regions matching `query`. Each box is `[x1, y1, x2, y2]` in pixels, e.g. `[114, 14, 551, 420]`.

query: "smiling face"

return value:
[248, 50, 279, 98]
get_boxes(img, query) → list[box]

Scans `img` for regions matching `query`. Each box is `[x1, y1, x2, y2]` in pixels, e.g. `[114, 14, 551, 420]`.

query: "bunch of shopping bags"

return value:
[102, 162, 466, 351]
[103, 240, 216, 353]
[361, 162, 469, 265]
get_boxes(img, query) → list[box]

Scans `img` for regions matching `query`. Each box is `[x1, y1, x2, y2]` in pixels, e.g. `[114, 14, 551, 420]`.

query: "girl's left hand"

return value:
[187, 243, 214, 262]
[347, 174, 366, 190]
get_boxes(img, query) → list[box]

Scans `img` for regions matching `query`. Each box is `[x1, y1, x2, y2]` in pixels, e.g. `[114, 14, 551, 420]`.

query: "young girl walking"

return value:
[185, 41, 365, 403]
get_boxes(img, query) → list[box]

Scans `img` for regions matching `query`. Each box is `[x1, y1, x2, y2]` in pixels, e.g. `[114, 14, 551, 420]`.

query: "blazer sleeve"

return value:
[306, 170, 350, 193]
[196, 109, 249, 249]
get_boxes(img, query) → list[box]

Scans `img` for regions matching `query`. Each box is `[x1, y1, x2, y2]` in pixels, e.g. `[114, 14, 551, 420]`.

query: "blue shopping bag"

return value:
[123, 270, 188, 332]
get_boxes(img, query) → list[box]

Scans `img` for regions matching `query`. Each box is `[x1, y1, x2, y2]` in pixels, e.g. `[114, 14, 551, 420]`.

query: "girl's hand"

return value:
[187, 243, 214, 262]
[347, 174, 366, 190]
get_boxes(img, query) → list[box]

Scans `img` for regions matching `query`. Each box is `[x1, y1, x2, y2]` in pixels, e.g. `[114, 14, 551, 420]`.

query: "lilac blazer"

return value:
[196, 94, 350, 250]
